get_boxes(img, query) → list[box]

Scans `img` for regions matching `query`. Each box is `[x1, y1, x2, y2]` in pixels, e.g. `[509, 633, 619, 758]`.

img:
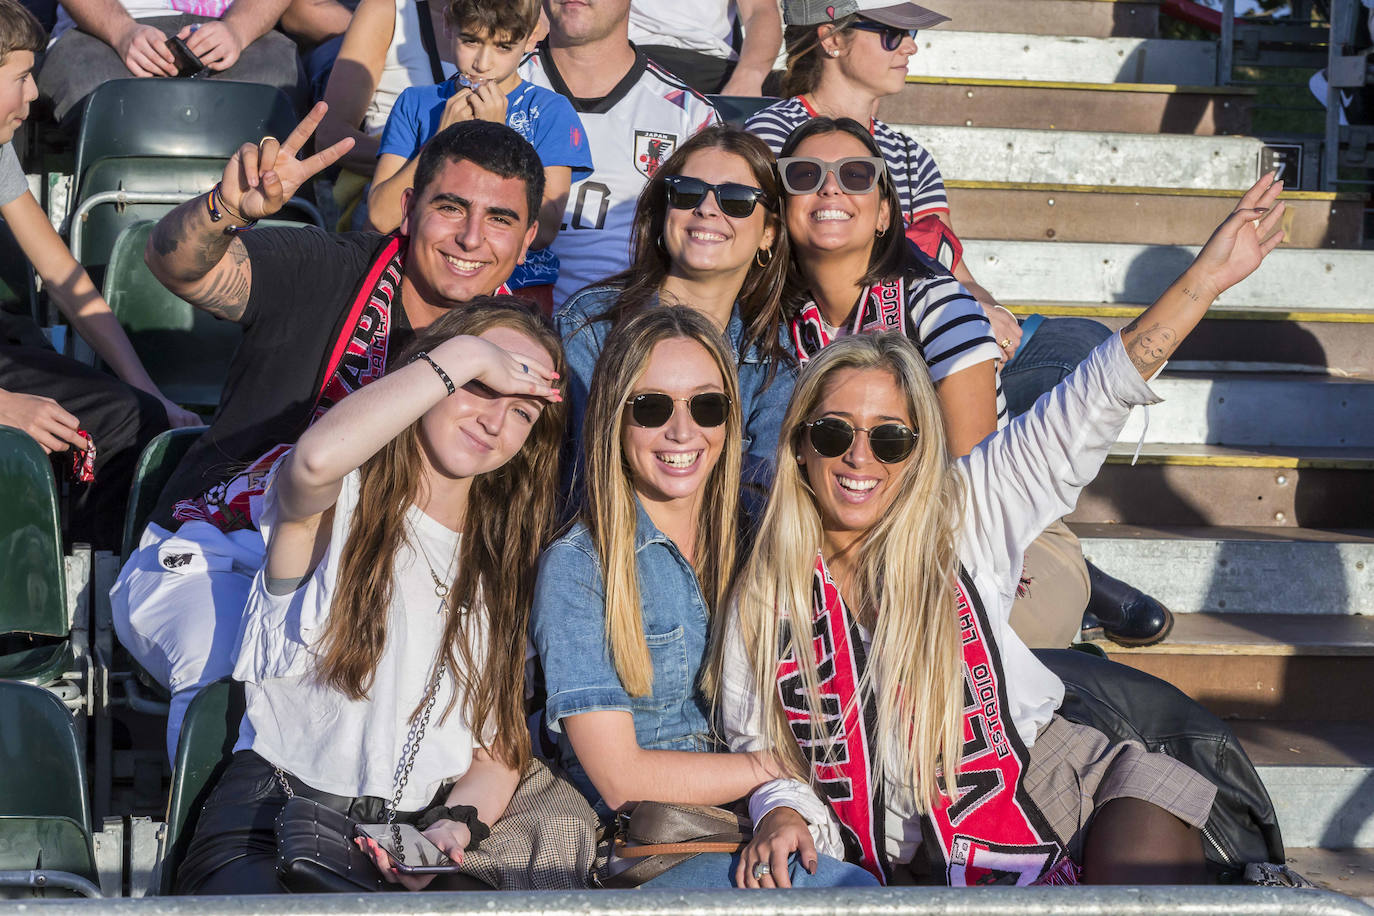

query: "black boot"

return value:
[1081, 563, 1174, 647]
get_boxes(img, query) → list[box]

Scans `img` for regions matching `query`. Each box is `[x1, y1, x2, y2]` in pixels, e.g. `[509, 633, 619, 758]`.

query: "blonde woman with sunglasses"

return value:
[717, 176, 1286, 888]
[530, 306, 874, 889]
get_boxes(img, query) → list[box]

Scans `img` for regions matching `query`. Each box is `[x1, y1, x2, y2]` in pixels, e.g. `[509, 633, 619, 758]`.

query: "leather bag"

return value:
[274, 796, 386, 893]
[600, 802, 751, 887]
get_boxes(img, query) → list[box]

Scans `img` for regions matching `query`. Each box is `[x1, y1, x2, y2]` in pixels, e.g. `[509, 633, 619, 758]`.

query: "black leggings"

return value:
[176, 750, 489, 895]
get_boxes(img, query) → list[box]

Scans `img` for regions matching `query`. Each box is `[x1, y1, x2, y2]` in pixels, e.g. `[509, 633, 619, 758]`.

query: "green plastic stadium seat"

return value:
[160, 678, 244, 895]
[103, 220, 241, 411]
[121, 426, 207, 563]
[705, 95, 776, 128]
[0, 679, 99, 897]
[0, 427, 71, 685]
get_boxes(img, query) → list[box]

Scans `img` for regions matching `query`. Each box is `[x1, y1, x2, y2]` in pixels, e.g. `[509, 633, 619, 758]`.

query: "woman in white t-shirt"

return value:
[718, 176, 1286, 888]
[175, 299, 566, 894]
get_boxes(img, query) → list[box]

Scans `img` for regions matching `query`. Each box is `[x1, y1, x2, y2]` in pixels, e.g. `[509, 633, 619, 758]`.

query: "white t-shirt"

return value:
[721, 332, 1165, 862]
[233, 468, 486, 809]
[364, 0, 457, 137]
[519, 45, 719, 308]
[628, 0, 735, 60]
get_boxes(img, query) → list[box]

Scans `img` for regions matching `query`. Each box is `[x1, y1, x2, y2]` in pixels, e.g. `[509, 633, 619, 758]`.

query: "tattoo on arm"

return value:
[148, 196, 252, 321]
[1120, 318, 1178, 376]
[185, 243, 252, 321]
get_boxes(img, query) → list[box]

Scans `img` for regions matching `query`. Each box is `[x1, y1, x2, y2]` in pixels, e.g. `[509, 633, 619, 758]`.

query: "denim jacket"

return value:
[555, 285, 797, 496]
[530, 500, 716, 813]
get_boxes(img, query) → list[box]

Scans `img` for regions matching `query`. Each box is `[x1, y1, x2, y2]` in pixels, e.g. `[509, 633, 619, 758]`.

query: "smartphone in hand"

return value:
[355, 823, 462, 875]
[165, 36, 205, 77]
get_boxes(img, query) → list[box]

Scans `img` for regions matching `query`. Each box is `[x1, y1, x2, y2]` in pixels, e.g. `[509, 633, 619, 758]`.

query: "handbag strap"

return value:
[613, 833, 749, 858]
[414, 0, 448, 84]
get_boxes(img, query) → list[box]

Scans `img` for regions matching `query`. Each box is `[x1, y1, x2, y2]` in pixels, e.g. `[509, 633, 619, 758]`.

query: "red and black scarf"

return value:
[789, 276, 908, 366]
[776, 554, 1078, 886]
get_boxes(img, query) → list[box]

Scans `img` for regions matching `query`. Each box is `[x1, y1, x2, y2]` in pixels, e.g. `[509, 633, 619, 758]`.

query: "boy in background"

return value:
[0, 0, 199, 551]
[368, 0, 590, 313]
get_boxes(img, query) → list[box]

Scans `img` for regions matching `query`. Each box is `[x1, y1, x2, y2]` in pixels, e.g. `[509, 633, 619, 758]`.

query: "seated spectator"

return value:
[111, 114, 544, 760]
[0, 0, 198, 551]
[370, 0, 591, 311]
[628, 0, 781, 97]
[556, 125, 794, 498]
[519, 0, 718, 309]
[36, 0, 310, 126]
[175, 300, 565, 894]
[718, 176, 1286, 886]
[315, 0, 455, 229]
[530, 305, 874, 889]
[751, 2, 1175, 647]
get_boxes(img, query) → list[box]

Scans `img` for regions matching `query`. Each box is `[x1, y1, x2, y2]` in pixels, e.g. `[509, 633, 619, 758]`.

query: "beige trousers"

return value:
[1008, 518, 1091, 649]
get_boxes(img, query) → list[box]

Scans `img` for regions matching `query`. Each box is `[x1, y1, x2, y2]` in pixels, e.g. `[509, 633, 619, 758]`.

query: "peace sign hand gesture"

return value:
[218, 102, 356, 221]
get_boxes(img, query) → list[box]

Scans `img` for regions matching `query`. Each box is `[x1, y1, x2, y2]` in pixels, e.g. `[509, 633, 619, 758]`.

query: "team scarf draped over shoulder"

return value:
[775, 553, 1079, 886]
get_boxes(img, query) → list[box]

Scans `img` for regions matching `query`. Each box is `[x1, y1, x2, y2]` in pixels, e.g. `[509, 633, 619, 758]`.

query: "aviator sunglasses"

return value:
[805, 416, 917, 464]
[663, 175, 771, 219]
[626, 392, 732, 429]
[848, 20, 919, 51]
[777, 156, 887, 196]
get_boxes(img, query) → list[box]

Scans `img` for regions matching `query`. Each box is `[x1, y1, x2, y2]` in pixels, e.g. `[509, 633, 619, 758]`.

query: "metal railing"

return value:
[6, 887, 1374, 915]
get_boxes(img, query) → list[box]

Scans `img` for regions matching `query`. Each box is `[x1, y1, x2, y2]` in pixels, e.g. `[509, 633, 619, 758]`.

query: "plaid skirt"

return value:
[1022, 714, 1217, 862]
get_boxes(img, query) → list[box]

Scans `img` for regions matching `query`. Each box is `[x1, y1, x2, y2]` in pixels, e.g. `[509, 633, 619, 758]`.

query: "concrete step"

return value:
[1115, 372, 1374, 447]
[948, 182, 1365, 248]
[1232, 721, 1374, 849]
[881, 78, 1253, 134]
[909, 31, 1217, 84]
[1073, 524, 1374, 615]
[1006, 303, 1374, 377]
[941, 0, 1160, 38]
[902, 125, 1266, 190]
[1095, 613, 1374, 721]
[1071, 445, 1374, 528]
[1285, 847, 1374, 897]
[959, 239, 1374, 308]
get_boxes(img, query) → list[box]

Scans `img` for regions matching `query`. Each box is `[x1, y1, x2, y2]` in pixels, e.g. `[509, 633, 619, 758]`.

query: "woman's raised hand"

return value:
[735, 806, 817, 889]
[1188, 172, 1287, 300]
[433, 335, 562, 403]
[219, 102, 356, 221]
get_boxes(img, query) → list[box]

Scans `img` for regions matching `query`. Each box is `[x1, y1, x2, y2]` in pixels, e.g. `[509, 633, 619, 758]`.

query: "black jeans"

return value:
[176, 750, 491, 895]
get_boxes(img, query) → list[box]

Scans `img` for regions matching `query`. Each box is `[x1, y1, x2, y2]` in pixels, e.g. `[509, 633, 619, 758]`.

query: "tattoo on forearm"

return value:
[185, 244, 251, 321]
[1120, 319, 1178, 375]
[1181, 287, 1201, 302]
[149, 195, 238, 281]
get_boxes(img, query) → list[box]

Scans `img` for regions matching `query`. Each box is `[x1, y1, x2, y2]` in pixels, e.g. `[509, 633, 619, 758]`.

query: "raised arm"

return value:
[146, 103, 354, 321]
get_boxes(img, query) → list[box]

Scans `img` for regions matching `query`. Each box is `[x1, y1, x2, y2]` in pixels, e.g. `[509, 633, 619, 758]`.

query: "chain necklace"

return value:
[409, 519, 458, 608]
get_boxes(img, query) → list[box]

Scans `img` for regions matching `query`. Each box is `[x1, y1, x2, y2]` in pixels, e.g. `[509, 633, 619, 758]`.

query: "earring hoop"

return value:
[755, 246, 774, 267]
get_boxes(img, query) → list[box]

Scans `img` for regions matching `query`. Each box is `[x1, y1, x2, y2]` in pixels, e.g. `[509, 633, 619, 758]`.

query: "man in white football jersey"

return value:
[521, 0, 718, 308]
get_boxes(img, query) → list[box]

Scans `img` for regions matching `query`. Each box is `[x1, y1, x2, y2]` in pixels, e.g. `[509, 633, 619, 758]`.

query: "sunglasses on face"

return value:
[777, 156, 887, 196]
[625, 391, 731, 429]
[805, 416, 917, 464]
[848, 20, 919, 51]
[663, 175, 770, 219]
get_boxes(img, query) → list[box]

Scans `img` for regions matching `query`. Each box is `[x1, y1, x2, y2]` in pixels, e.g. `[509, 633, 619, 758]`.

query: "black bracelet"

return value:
[412, 350, 455, 395]
[205, 182, 258, 233]
[414, 804, 491, 850]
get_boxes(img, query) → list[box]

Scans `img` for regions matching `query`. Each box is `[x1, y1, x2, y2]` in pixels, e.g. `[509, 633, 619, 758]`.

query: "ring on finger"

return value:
[752, 862, 771, 880]
[259, 135, 278, 147]
[999, 337, 1012, 349]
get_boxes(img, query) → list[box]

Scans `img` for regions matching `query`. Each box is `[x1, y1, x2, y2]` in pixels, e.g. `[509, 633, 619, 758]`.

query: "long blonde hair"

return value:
[582, 306, 743, 697]
[315, 299, 566, 771]
[720, 333, 966, 809]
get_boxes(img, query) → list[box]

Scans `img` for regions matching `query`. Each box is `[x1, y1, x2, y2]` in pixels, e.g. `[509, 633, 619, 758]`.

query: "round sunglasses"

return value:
[804, 416, 917, 464]
[625, 391, 731, 429]
[848, 20, 919, 51]
[663, 175, 770, 219]
[776, 157, 887, 196]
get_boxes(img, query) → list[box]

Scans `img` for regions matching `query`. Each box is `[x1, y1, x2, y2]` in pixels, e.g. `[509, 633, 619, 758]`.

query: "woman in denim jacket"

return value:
[530, 307, 874, 889]
[555, 126, 798, 499]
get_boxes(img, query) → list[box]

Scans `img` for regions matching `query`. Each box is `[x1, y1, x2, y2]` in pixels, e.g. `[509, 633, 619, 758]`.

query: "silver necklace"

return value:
[409, 520, 457, 607]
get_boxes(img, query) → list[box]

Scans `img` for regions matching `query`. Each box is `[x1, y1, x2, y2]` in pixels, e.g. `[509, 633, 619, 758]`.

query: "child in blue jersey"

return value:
[369, 0, 592, 311]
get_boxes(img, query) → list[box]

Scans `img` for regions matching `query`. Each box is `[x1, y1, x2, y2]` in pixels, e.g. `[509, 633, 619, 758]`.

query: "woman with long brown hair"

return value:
[176, 299, 566, 894]
[556, 124, 796, 495]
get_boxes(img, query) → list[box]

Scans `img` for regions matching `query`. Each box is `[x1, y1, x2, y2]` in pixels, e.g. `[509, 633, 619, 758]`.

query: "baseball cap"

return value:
[783, 0, 951, 29]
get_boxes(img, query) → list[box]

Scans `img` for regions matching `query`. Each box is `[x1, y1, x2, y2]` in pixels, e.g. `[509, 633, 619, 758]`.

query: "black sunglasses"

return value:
[663, 175, 770, 219]
[848, 20, 918, 51]
[626, 392, 731, 429]
[805, 416, 917, 464]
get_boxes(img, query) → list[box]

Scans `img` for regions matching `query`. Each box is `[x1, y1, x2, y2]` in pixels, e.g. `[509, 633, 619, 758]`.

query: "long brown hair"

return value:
[582, 307, 742, 696]
[315, 298, 567, 770]
[590, 125, 791, 372]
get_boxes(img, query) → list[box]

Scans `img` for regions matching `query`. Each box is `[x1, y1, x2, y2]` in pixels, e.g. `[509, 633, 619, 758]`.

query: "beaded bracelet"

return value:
[206, 183, 259, 232]
[412, 351, 455, 395]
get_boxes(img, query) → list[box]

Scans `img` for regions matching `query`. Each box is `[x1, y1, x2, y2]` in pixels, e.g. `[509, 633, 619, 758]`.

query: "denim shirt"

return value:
[555, 285, 797, 496]
[530, 501, 716, 814]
